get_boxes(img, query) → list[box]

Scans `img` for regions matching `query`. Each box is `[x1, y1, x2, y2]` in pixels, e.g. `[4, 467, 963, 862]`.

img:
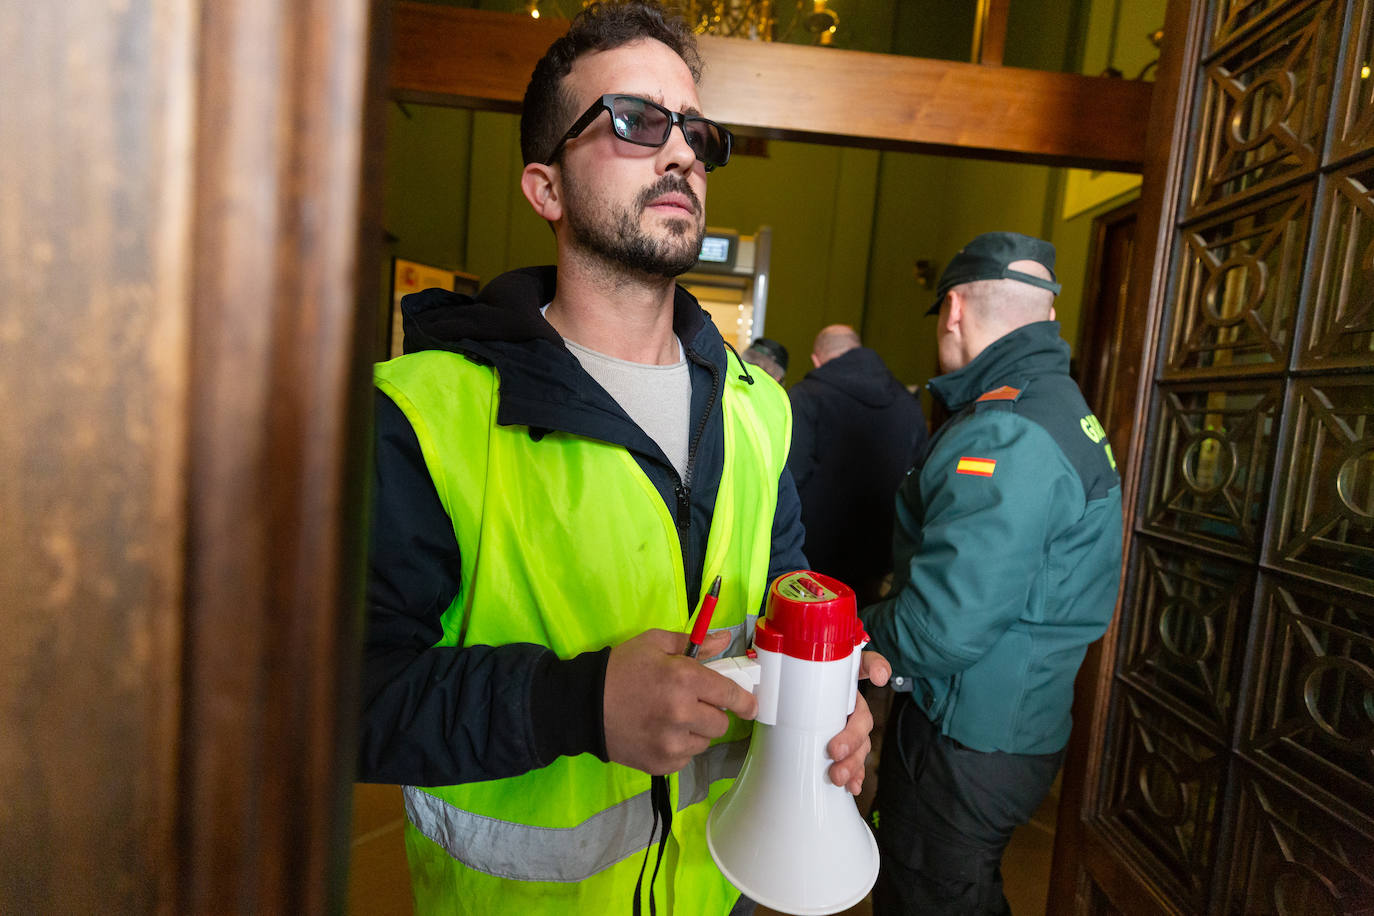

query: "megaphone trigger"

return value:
[704, 655, 762, 693]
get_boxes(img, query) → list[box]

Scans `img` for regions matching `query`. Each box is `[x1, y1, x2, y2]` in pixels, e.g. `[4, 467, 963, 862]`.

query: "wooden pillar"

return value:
[0, 0, 386, 911]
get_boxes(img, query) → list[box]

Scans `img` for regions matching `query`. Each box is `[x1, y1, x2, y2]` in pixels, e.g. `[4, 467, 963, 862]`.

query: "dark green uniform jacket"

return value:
[861, 321, 1123, 755]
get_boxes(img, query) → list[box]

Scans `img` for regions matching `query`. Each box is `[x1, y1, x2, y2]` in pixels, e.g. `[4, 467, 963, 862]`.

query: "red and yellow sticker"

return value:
[955, 456, 997, 477]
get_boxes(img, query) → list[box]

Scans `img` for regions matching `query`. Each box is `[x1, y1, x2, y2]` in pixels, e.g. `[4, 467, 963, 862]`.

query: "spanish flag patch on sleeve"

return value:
[955, 456, 997, 477]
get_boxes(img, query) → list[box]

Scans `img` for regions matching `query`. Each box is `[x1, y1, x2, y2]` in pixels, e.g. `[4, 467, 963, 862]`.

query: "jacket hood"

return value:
[929, 320, 1070, 411]
[399, 267, 563, 351]
[802, 347, 908, 408]
[400, 265, 722, 364]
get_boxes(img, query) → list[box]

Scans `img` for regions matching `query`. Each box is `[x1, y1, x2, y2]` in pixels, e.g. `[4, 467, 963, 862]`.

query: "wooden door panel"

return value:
[1332, 1, 1374, 160]
[1191, 0, 1342, 217]
[1223, 763, 1374, 912]
[1239, 578, 1374, 826]
[1296, 160, 1374, 370]
[1164, 188, 1313, 378]
[1096, 684, 1229, 911]
[1140, 382, 1282, 556]
[1270, 376, 1374, 589]
[1115, 542, 1254, 738]
[1053, 0, 1374, 912]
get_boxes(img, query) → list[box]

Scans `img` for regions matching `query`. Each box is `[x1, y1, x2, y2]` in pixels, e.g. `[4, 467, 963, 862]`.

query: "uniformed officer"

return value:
[861, 231, 1124, 915]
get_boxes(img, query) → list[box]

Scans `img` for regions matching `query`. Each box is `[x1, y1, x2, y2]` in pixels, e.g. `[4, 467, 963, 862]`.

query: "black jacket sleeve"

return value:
[356, 391, 610, 786]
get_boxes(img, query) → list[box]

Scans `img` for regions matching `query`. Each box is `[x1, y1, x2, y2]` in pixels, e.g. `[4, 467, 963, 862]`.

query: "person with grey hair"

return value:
[788, 323, 927, 607]
[861, 232, 1123, 915]
[357, 3, 887, 913]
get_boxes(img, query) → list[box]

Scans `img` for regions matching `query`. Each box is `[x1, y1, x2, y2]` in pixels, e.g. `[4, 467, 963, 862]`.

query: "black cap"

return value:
[926, 232, 1062, 315]
[747, 337, 789, 372]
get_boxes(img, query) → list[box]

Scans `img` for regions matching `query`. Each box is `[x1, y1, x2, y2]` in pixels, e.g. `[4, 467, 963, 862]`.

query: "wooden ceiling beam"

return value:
[389, 3, 1153, 172]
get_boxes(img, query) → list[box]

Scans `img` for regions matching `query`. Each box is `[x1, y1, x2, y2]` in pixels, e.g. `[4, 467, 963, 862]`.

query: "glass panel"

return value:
[1333, 0, 1374, 161]
[1191, 0, 1338, 212]
[1166, 189, 1311, 375]
[1143, 382, 1281, 555]
[1099, 685, 1224, 910]
[1271, 377, 1374, 592]
[1298, 159, 1374, 370]
[1223, 765, 1374, 915]
[1119, 539, 1253, 735]
[1241, 576, 1374, 826]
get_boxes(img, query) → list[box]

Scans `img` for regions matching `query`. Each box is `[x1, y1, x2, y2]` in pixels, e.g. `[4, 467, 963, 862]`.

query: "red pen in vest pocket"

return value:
[684, 575, 722, 659]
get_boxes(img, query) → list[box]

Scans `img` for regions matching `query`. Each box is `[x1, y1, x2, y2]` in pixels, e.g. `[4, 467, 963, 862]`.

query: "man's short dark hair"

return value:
[520, 1, 704, 167]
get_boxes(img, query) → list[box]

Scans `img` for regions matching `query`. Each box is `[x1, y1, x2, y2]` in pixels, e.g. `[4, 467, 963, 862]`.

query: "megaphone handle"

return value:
[704, 656, 762, 693]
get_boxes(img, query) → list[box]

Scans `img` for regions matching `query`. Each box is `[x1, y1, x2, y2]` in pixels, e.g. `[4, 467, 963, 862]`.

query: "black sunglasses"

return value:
[544, 94, 733, 171]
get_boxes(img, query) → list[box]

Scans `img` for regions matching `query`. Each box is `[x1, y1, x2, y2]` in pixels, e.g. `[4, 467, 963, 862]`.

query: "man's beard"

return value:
[565, 173, 704, 278]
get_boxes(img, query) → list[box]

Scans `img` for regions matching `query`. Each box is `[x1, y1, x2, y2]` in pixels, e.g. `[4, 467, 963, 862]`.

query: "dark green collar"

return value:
[928, 321, 1071, 411]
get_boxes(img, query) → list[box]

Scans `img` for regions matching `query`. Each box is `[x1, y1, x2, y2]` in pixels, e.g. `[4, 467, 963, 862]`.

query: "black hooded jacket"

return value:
[787, 346, 928, 606]
[358, 266, 808, 787]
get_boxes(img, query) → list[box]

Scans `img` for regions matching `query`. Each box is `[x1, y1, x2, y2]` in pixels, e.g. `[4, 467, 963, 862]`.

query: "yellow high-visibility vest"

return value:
[374, 345, 790, 914]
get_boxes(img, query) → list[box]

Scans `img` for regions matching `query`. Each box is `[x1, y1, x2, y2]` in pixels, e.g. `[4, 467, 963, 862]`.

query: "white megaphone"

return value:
[703, 570, 879, 915]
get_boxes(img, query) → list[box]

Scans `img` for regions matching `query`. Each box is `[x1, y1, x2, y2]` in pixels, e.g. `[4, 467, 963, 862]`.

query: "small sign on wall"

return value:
[388, 258, 479, 359]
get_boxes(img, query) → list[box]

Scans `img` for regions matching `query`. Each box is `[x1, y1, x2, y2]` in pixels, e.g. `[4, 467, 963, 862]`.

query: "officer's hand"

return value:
[604, 629, 759, 776]
[826, 649, 891, 795]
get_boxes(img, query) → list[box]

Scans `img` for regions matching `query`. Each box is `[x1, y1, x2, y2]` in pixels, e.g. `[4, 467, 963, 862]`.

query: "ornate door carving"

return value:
[1052, 0, 1374, 912]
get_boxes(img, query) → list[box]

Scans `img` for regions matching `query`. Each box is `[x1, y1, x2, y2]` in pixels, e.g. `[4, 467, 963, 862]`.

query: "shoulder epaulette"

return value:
[977, 385, 1022, 402]
[972, 384, 1025, 413]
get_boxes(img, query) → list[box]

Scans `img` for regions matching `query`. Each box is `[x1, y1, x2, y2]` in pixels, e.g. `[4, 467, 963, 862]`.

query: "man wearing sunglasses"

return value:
[358, 3, 888, 914]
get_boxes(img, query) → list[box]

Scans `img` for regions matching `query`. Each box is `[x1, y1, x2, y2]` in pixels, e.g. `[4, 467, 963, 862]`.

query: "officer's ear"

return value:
[944, 289, 967, 333]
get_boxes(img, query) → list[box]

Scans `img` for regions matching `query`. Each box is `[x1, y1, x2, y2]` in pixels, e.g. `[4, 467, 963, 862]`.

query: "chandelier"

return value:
[526, 0, 840, 44]
[684, 0, 839, 43]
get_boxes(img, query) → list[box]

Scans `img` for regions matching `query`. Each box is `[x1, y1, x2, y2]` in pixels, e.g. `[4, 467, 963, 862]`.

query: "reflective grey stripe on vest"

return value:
[403, 738, 749, 882]
[677, 736, 748, 810]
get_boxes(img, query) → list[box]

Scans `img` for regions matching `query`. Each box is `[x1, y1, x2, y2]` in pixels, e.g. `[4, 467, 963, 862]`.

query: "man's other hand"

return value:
[604, 629, 759, 775]
[826, 649, 891, 794]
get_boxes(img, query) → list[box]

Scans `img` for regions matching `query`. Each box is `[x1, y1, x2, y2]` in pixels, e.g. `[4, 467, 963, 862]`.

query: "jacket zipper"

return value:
[677, 345, 723, 607]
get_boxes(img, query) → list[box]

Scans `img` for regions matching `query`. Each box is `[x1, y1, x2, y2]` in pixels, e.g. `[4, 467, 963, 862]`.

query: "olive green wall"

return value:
[381, 0, 1166, 392]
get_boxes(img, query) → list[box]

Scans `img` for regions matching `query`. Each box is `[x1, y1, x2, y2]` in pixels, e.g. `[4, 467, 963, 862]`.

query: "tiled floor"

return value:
[347, 689, 1057, 914]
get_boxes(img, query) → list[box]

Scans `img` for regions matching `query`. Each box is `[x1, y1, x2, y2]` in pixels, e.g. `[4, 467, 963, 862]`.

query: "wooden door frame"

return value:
[178, 3, 392, 911]
[1045, 0, 1206, 912]
[1, 1, 389, 911]
[1074, 197, 1139, 433]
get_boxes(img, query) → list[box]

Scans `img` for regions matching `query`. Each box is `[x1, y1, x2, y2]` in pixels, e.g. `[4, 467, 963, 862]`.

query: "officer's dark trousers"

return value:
[871, 692, 1063, 915]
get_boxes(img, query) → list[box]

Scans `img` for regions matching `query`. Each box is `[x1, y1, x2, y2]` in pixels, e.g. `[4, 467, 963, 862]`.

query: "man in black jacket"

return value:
[357, 3, 886, 912]
[788, 324, 928, 606]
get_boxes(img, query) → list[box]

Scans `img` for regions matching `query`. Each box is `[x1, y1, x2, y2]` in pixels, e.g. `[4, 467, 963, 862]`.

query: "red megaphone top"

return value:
[752, 570, 869, 662]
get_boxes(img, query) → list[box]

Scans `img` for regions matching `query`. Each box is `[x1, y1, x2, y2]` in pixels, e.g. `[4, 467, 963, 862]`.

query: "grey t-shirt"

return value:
[563, 337, 692, 479]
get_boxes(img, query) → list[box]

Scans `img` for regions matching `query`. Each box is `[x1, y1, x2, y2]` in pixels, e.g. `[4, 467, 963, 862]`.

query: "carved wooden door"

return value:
[1051, 0, 1374, 912]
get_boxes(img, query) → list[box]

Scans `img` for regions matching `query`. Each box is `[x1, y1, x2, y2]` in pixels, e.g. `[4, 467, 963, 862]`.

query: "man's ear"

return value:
[1048, 304, 1057, 322]
[520, 162, 562, 222]
[944, 290, 966, 334]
